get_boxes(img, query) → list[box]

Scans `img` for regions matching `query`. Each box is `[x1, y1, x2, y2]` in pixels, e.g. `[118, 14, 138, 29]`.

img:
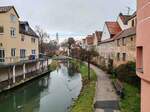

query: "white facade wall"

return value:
[117, 17, 129, 30]
[101, 24, 110, 41]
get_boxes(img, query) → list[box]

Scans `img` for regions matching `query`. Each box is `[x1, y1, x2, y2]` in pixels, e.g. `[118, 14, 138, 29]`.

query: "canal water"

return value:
[0, 63, 82, 112]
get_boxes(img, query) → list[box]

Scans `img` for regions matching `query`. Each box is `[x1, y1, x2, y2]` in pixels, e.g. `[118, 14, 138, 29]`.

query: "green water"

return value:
[0, 64, 82, 112]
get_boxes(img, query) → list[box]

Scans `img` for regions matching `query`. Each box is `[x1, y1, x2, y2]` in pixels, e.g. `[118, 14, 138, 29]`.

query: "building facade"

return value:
[0, 6, 47, 88]
[97, 12, 136, 67]
[136, 1, 150, 112]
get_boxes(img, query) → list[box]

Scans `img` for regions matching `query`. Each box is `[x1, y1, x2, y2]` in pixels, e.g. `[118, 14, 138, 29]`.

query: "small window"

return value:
[31, 38, 36, 43]
[21, 35, 25, 41]
[20, 49, 26, 58]
[10, 27, 16, 37]
[10, 14, 16, 22]
[137, 46, 143, 73]
[25, 25, 29, 31]
[0, 49, 5, 62]
[131, 37, 133, 41]
[117, 53, 120, 61]
[32, 50, 36, 55]
[117, 39, 120, 46]
[132, 19, 135, 27]
[11, 48, 16, 57]
[122, 38, 126, 46]
[0, 26, 4, 34]
[122, 53, 126, 61]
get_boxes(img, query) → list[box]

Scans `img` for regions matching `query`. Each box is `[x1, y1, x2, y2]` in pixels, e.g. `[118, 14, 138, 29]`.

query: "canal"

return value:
[0, 62, 82, 112]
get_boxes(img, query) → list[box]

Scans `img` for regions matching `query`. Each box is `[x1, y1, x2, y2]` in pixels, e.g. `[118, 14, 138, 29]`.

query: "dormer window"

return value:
[25, 25, 29, 31]
[10, 14, 16, 22]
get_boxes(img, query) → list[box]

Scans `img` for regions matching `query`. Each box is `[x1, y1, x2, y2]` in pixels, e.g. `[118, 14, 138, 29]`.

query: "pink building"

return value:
[137, 0, 150, 112]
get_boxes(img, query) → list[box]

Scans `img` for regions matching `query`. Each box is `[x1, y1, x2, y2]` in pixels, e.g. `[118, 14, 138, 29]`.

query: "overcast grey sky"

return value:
[0, 0, 136, 40]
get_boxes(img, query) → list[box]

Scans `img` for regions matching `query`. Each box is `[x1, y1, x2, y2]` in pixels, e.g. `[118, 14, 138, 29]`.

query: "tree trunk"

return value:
[88, 59, 90, 80]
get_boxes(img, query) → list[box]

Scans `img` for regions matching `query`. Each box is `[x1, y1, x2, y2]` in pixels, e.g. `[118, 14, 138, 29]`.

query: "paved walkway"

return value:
[89, 64, 120, 112]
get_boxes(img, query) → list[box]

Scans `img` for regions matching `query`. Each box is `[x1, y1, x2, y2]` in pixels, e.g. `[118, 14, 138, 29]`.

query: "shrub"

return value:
[115, 61, 140, 87]
[107, 58, 114, 74]
[68, 59, 80, 76]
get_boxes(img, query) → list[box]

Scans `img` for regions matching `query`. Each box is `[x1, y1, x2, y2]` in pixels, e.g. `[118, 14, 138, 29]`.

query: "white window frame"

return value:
[11, 48, 16, 57]
[20, 49, 26, 59]
[10, 27, 16, 37]
[10, 14, 16, 22]
[0, 49, 5, 62]
[32, 50, 36, 55]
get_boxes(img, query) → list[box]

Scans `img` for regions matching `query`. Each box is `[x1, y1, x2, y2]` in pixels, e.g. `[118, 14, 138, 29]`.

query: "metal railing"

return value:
[0, 55, 39, 65]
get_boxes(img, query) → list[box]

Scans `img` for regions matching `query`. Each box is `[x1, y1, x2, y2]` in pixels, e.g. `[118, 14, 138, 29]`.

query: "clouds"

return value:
[0, 0, 136, 37]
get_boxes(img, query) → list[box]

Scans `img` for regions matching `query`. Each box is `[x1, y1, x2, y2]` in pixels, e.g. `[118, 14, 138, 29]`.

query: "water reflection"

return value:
[0, 63, 82, 112]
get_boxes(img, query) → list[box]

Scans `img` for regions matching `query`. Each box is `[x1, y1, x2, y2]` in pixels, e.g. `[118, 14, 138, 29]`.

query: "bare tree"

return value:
[35, 26, 49, 53]
[68, 37, 75, 57]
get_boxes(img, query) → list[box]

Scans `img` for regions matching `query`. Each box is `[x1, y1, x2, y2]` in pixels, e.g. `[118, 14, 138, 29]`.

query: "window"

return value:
[122, 38, 126, 46]
[21, 35, 25, 41]
[32, 50, 36, 55]
[25, 25, 29, 31]
[131, 37, 133, 41]
[132, 19, 135, 27]
[122, 53, 126, 61]
[11, 48, 16, 57]
[20, 49, 26, 58]
[137, 47, 143, 73]
[10, 14, 16, 22]
[10, 27, 16, 37]
[31, 38, 36, 43]
[0, 49, 5, 62]
[117, 53, 120, 61]
[0, 26, 4, 34]
[117, 39, 120, 46]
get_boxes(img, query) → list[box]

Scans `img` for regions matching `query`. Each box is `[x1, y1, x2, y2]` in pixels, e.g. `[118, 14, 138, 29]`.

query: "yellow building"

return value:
[0, 6, 48, 89]
[0, 6, 39, 63]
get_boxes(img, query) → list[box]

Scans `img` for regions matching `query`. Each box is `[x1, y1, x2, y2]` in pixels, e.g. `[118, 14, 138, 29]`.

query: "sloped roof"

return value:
[105, 22, 122, 35]
[128, 11, 136, 21]
[0, 6, 19, 17]
[114, 27, 136, 40]
[19, 21, 38, 38]
[99, 27, 136, 44]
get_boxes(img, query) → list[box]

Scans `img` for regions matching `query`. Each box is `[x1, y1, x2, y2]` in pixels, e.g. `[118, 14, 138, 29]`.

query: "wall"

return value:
[114, 35, 136, 67]
[101, 24, 110, 41]
[137, 0, 150, 112]
[117, 16, 129, 30]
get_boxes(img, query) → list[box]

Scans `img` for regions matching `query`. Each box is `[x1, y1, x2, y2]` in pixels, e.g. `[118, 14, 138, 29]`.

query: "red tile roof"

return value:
[105, 22, 122, 36]
[99, 27, 136, 44]
[114, 27, 136, 39]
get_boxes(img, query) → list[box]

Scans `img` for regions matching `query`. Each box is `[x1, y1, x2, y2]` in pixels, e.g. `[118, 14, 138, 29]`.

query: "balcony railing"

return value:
[0, 55, 39, 65]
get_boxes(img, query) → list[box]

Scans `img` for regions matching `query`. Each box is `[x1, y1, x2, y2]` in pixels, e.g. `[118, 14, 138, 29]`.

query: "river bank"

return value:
[70, 62, 97, 112]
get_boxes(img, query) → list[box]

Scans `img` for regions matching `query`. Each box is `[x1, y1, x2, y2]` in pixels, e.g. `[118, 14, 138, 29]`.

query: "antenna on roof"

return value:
[126, 6, 131, 15]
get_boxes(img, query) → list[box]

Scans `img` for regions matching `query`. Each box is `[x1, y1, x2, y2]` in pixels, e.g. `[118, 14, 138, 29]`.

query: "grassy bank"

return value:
[70, 62, 97, 112]
[120, 83, 140, 112]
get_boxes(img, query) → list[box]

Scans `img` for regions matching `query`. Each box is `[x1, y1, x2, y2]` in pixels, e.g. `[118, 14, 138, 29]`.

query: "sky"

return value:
[0, 0, 136, 42]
